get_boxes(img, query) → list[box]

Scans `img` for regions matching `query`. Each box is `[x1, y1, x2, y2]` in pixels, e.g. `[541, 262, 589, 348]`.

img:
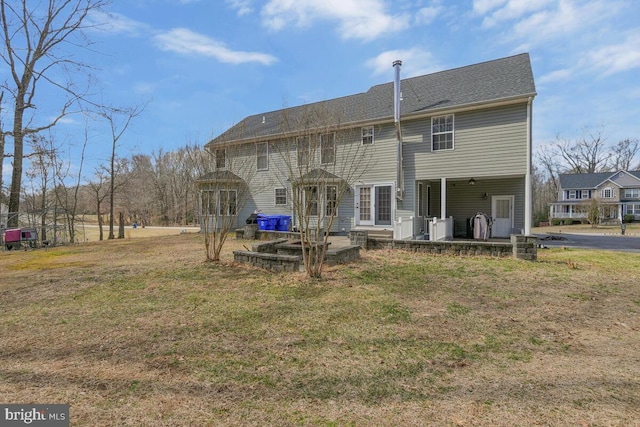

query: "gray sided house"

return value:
[550, 170, 640, 223]
[200, 53, 537, 240]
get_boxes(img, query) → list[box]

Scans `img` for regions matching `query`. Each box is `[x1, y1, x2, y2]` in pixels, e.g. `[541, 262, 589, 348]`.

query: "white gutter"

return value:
[524, 96, 533, 235]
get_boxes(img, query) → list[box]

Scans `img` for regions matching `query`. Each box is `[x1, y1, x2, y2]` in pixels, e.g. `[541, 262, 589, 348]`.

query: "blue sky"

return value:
[3, 0, 640, 184]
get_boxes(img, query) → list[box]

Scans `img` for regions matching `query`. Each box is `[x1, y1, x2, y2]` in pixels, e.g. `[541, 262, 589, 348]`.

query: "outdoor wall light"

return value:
[482, 192, 488, 199]
[468, 178, 476, 186]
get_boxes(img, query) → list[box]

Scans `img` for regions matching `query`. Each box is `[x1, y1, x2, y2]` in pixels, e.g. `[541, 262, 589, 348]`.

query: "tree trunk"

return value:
[7, 99, 25, 228]
[118, 211, 125, 238]
[97, 201, 104, 241]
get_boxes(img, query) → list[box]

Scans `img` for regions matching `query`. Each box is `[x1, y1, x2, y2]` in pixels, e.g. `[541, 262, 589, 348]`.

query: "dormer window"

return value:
[215, 148, 226, 169]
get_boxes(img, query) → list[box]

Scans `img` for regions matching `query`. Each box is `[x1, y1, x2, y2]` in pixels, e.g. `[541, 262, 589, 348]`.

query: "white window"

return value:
[257, 142, 268, 171]
[203, 189, 236, 216]
[624, 188, 640, 198]
[203, 190, 217, 215]
[626, 204, 640, 215]
[321, 133, 335, 164]
[362, 126, 374, 145]
[581, 190, 590, 199]
[275, 188, 287, 206]
[305, 186, 318, 216]
[215, 148, 226, 169]
[219, 190, 237, 216]
[432, 114, 454, 151]
[297, 136, 310, 166]
[326, 185, 338, 216]
[568, 190, 577, 200]
[602, 187, 614, 198]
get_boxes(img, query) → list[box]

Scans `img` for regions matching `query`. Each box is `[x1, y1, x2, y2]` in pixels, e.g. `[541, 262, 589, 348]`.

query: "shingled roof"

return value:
[559, 171, 640, 189]
[209, 53, 536, 146]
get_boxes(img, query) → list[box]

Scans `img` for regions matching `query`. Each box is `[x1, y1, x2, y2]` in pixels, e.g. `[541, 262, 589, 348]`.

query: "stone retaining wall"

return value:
[252, 239, 288, 253]
[325, 246, 361, 265]
[350, 231, 537, 261]
[233, 250, 300, 272]
[510, 235, 538, 261]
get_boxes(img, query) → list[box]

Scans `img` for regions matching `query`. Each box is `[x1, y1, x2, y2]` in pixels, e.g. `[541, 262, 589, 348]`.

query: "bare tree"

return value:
[24, 133, 58, 242]
[1, 0, 109, 228]
[554, 129, 612, 174]
[97, 105, 143, 239]
[275, 103, 373, 278]
[197, 144, 256, 262]
[51, 126, 89, 243]
[0, 90, 6, 205]
[179, 143, 209, 225]
[122, 144, 205, 227]
[88, 167, 109, 241]
[611, 138, 640, 171]
[127, 154, 156, 226]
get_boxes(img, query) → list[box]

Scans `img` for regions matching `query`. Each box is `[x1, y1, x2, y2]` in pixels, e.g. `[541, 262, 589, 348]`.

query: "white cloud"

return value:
[133, 81, 157, 95]
[472, 0, 507, 14]
[366, 48, 442, 78]
[86, 10, 150, 36]
[226, 0, 254, 16]
[538, 68, 572, 84]
[153, 28, 277, 65]
[415, 6, 444, 25]
[477, 0, 620, 48]
[586, 31, 640, 75]
[480, 0, 554, 28]
[260, 0, 410, 41]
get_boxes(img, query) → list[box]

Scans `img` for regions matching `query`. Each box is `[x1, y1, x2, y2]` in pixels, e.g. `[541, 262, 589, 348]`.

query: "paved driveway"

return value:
[535, 233, 640, 253]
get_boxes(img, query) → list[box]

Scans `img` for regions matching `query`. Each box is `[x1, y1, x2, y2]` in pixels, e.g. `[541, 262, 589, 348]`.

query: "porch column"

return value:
[441, 177, 447, 219]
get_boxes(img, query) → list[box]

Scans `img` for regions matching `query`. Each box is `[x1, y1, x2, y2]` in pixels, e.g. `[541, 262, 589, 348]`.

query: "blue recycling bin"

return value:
[265, 215, 278, 230]
[256, 214, 269, 230]
[276, 215, 291, 231]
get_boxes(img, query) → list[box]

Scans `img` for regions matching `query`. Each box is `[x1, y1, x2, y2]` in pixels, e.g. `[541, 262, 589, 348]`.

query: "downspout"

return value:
[393, 60, 403, 201]
[524, 96, 533, 235]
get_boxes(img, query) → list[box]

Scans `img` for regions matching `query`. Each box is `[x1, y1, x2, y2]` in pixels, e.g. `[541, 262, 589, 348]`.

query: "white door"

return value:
[356, 186, 373, 226]
[491, 195, 514, 238]
[355, 185, 393, 226]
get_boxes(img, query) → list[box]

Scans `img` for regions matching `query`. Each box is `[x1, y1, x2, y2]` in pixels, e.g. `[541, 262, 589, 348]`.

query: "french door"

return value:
[356, 184, 392, 226]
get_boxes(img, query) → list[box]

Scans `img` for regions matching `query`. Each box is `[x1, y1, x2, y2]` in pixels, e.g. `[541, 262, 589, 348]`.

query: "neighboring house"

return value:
[550, 170, 640, 223]
[201, 53, 536, 239]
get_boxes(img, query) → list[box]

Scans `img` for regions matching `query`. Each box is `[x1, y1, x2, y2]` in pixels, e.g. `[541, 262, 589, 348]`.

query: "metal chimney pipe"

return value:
[393, 60, 403, 200]
[393, 60, 402, 123]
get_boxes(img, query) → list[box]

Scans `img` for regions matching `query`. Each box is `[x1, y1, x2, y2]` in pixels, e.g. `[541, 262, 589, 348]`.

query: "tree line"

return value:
[17, 138, 210, 242]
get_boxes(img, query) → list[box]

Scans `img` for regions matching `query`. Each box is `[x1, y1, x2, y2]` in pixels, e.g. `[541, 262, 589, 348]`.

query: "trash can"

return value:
[276, 215, 291, 231]
[257, 215, 269, 230]
[265, 215, 278, 231]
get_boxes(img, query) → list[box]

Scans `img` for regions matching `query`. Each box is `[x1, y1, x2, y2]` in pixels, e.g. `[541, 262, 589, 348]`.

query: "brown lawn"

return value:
[1, 233, 639, 426]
